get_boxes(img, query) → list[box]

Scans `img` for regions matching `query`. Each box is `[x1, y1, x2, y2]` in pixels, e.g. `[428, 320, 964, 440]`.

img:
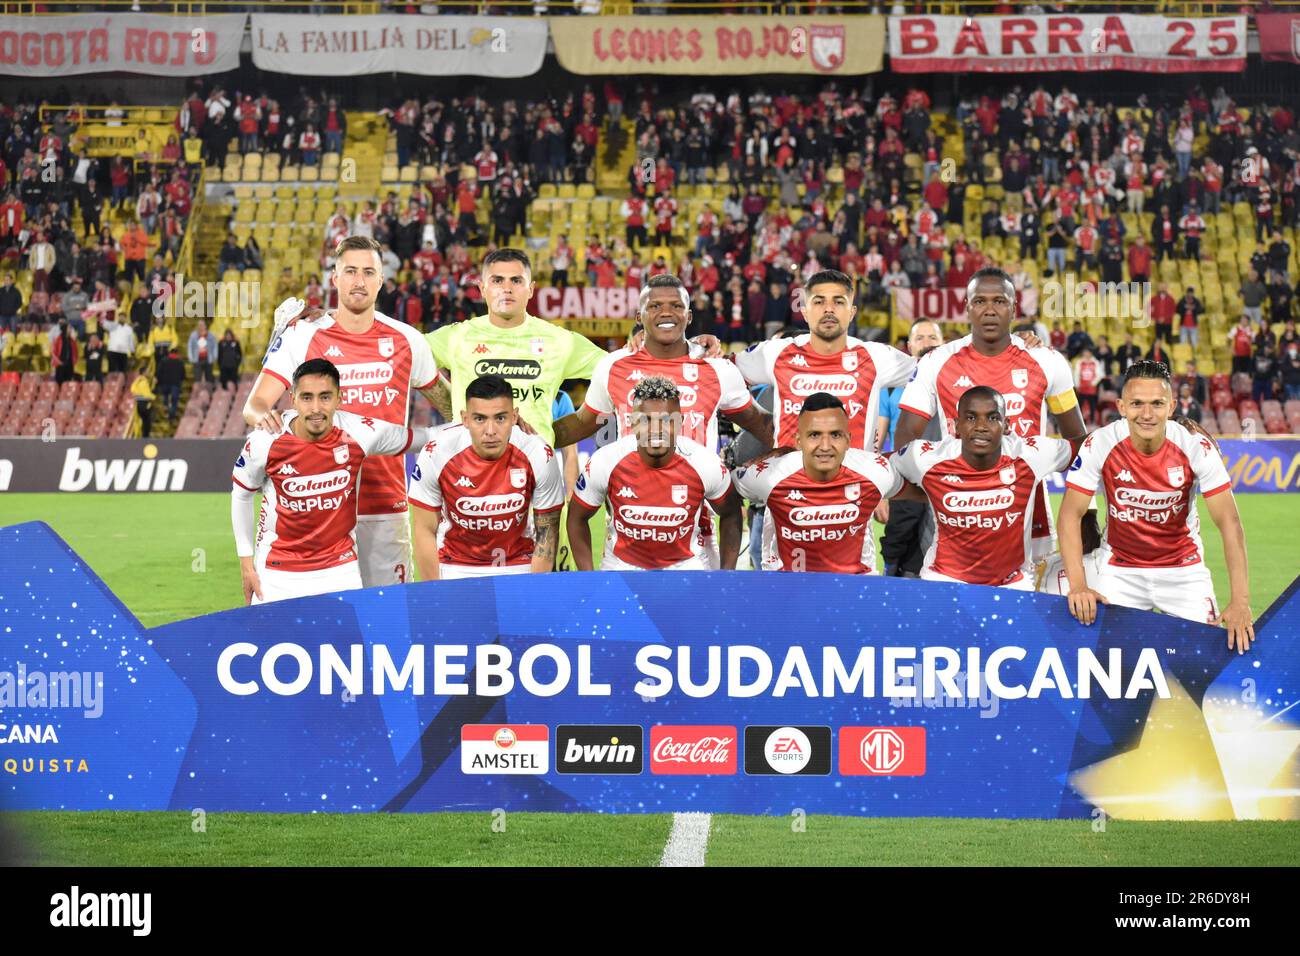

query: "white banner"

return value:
[888, 14, 1246, 73]
[250, 14, 547, 77]
[0, 13, 244, 76]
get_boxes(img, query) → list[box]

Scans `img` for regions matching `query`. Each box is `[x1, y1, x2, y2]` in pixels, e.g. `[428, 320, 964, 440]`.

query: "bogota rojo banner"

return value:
[888, 14, 1246, 73]
[0, 12, 244, 76]
[549, 14, 884, 76]
[2, 521, 1296, 820]
[249, 13, 548, 77]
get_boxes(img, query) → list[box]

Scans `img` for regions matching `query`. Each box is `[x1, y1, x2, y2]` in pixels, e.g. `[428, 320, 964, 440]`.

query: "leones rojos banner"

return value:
[249, 13, 547, 77]
[549, 14, 884, 76]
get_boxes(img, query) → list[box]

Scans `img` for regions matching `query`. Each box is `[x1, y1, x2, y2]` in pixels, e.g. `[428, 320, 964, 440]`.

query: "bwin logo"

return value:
[58, 447, 188, 492]
[50, 886, 151, 936]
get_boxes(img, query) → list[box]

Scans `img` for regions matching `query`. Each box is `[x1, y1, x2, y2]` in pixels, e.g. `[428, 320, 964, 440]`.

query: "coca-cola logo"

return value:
[281, 469, 351, 497]
[336, 361, 394, 387]
[456, 492, 526, 516]
[941, 488, 1016, 512]
[789, 373, 857, 397]
[1113, 488, 1182, 509]
[618, 505, 689, 526]
[653, 736, 733, 763]
[789, 504, 860, 526]
[650, 726, 738, 775]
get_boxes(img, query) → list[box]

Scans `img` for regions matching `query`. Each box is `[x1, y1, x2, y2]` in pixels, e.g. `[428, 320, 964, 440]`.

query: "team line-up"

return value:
[230, 236, 1254, 653]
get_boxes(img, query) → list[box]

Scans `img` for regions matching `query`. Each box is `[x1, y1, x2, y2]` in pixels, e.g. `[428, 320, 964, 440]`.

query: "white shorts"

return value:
[355, 513, 413, 588]
[695, 527, 720, 570]
[921, 568, 1036, 590]
[1037, 551, 1104, 596]
[252, 560, 363, 605]
[1094, 558, 1219, 624]
[602, 552, 709, 572]
[439, 562, 532, 581]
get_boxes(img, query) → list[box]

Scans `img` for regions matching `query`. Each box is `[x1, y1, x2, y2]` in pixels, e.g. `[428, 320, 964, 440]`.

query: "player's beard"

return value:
[339, 287, 378, 317]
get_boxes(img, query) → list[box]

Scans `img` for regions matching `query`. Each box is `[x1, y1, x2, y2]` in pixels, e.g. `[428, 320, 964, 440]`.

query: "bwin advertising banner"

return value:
[1, 521, 1296, 821]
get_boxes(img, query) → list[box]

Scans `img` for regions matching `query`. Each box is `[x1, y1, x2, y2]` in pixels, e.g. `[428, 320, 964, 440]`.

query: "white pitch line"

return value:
[659, 812, 712, 867]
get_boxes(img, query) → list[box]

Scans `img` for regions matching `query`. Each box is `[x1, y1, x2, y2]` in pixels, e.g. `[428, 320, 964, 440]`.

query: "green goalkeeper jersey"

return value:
[425, 314, 607, 446]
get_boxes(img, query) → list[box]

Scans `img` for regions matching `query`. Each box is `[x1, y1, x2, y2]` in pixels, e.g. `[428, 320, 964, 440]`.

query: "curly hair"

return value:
[631, 374, 681, 405]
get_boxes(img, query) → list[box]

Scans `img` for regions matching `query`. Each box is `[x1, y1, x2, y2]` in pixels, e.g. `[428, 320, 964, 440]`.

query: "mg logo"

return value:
[861, 728, 905, 774]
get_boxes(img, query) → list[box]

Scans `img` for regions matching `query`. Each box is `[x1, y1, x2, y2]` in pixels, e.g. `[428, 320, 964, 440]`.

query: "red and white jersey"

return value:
[896, 434, 1072, 586]
[232, 410, 416, 572]
[408, 424, 564, 569]
[734, 449, 901, 574]
[736, 335, 914, 449]
[1064, 419, 1231, 569]
[654, 196, 677, 230]
[262, 311, 437, 516]
[583, 348, 753, 452]
[572, 436, 732, 571]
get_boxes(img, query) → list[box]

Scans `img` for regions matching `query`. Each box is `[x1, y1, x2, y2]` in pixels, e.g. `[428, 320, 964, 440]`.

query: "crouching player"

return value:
[407, 374, 565, 580]
[1059, 359, 1253, 652]
[231, 358, 431, 604]
[894, 385, 1074, 589]
[567, 375, 742, 571]
[733, 393, 901, 573]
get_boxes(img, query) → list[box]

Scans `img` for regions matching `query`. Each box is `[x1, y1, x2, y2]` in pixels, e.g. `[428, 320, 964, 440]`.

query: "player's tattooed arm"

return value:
[420, 375, 453, 421]
[531, 509, 561, 573]
[724, 404, 775, 456]
[1056, 403, 1089, 455]
[565, 502, 597, 571]
[553, 405, 602, 448]
[714, 490, 744, 571]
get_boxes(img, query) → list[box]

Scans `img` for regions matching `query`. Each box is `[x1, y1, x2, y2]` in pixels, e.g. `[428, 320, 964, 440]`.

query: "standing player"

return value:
[733, 393, 901, 574]
[552, 274, 774, 567]
[408, 375, 564, 580]
[232, 359, 431, 605]
[1059, 360, 1253, 651]
[243, 236, 440, 588]
[567, 376, 742, 571]
[894, 386, 1074, 589]
[895, 267, 1087, 562]
[735, 269, 915, 451]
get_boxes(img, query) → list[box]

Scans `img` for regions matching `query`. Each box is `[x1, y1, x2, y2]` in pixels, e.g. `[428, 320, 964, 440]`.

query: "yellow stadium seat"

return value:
[399, 166, 417, 182]
[300, 165, 320, 183]
[381, 165, 399, 182]
[280, 165, 299, 182]
[558, 183, 577, 200]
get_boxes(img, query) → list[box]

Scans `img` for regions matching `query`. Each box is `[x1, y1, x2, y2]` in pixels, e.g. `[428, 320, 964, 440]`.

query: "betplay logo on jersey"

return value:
[744, 726, 831, 776]
[556, 725, 643, 774]
[461, 724, 549, 774]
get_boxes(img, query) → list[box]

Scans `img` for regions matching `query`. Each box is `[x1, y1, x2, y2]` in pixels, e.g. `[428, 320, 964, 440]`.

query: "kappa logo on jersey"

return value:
[472, 343, 490, 354]
[617, 487, 638, 499]
[628, 369, 645, 381]
[954, 375, 974, 388]
[785, 489, 806, 501]
[650, 726, 737, 775]
[788, 354, 809, 367]
[1116, 469, 1135, 482]
[276, 463, 299, 475]
[325, 345, 343, 358]
[455, 475, 475, 488]
[460, 724, 549, 775]
[942, 474, 963, 483]
[556, 725, 643, 775]
[744, 726, 831, 776]
[839, 727, 927, 776]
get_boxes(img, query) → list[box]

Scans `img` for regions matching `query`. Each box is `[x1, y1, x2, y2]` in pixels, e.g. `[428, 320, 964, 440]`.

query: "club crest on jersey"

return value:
[683, 362, 699, 382]
[672, 484, 688, 505]
[530, 337, 545, 357]
[378, 337, 395, 358]
[1167, 465, 1185, 487]
[1012, 368, 1029, 389]
[510, 467, 527, 489]
[844, 482, 860, 500]
[999, 465, 1017, 485]
[842, 351, 859, 372]
[334, 445, 350, 464]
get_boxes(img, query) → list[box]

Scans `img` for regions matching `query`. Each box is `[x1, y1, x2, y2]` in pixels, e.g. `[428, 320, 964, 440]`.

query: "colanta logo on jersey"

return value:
[618, 505, 689, 526]
[461, 724, 549, 775]
[475, 359, 542, 379]
[941, 488, 1016, 512]
[456, 493, 526, 517]
[281, 470, 351, 498]
[788, 373, 857, 397]
[337, 362, 401, 407]
[744, 726, 831, 776]
[789, 504, 860, 526]
[1109, 487, 1185, 523]
[556, 725, 643, 775]
[1002, 393, 1027, 418]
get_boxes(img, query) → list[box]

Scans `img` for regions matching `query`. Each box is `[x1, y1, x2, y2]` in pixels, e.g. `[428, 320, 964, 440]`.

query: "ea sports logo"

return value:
[764, 727, 811, 774]
[861, 728, 905, 774]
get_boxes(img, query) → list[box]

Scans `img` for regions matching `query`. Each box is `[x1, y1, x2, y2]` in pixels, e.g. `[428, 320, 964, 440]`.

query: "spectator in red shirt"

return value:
[1149, 283, 1176, 343]
[1127, 235, 1152, 282]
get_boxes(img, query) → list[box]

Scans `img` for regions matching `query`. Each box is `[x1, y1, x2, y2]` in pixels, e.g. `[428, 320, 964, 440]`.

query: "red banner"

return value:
[530, 286, 640, 321]
[1258, 13, 1300, 64]
[888, 14, 1245, 73]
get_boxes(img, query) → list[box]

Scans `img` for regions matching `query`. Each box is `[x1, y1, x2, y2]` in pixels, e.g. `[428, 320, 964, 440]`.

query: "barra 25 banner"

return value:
[249, 14, 547, 77]
[550, 15, 884, 76]
[2, 521, 1296, 820]
[0, 13, 243, 76]
[888, 14, 1246, 73]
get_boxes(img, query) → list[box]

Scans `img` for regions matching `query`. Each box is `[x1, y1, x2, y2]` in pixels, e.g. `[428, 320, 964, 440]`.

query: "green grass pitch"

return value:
[1, 492, 1297, 866]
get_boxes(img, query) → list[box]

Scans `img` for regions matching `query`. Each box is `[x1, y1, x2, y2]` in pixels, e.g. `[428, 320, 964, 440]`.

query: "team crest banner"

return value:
[2, 522, 1296, 820]
[549, 15, 884, 76]
[888, 14, 1245, 73]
